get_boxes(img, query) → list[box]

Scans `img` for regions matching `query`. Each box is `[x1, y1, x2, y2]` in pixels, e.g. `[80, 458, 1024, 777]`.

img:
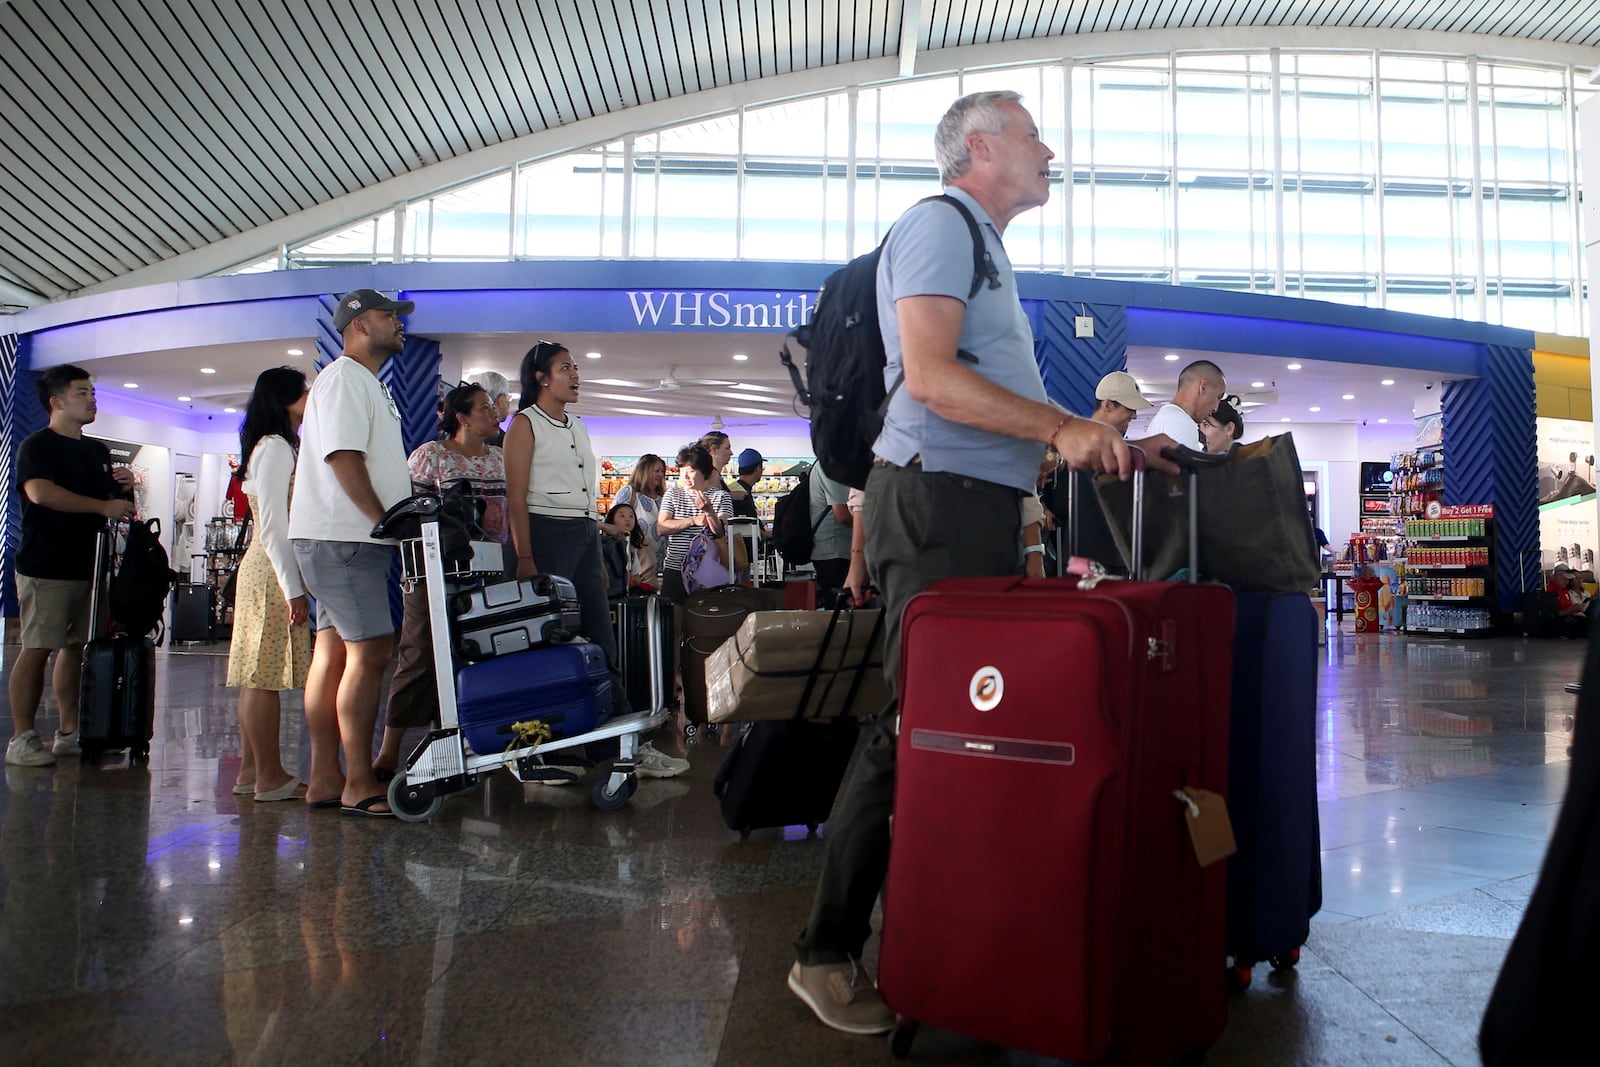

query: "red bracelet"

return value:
[1047, 413, 1072, 447]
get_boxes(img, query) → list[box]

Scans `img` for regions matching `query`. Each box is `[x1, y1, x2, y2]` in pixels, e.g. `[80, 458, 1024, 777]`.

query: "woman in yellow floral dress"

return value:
[226, 367, 312, 802]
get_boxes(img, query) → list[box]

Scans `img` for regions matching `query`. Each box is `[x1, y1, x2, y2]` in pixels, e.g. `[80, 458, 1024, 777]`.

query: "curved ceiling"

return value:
[3, 0, 1598, 311]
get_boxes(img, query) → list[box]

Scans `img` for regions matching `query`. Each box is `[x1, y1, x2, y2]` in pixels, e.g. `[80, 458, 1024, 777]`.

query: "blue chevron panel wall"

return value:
[1031, 300, 1129, 416]
[0, 332, 30, 620]
[313, 294, 342, 372]
[1440, 344, 1539, 614]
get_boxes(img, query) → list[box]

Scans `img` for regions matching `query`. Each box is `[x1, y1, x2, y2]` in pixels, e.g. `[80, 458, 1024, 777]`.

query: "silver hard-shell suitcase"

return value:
[448, 573, 582, 661]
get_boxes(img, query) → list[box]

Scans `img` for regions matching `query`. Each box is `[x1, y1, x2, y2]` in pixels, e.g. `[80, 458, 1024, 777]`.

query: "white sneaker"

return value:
[6, 731, 57, 767]
[636, 741, 689, 779]
[52, 730, 81, 756]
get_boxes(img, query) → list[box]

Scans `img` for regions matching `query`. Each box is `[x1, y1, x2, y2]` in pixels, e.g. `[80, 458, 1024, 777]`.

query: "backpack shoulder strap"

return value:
[926, 193, 1001, 299]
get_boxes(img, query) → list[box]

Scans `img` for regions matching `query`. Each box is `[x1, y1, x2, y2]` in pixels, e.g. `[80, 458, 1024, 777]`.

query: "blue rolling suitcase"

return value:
[1226, 590, 1322, 988]
[455, 641, 611, 753]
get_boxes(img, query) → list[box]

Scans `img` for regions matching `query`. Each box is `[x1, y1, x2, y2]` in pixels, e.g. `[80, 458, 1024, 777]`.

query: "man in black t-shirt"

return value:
[6, 365, 135, 767]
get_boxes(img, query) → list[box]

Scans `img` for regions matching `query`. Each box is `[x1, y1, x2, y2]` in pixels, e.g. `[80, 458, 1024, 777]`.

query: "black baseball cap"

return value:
[333, 289, 415, 331]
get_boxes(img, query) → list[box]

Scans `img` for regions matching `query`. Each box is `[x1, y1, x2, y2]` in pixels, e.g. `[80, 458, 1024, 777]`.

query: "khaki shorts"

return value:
[18, 575, 93, 650]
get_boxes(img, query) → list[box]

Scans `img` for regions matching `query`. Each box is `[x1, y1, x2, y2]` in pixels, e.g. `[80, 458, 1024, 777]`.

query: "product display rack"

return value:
[203, 518, 250, 639]
[1389, 447, 1445, 520]
[1401, 506, 1496, 636]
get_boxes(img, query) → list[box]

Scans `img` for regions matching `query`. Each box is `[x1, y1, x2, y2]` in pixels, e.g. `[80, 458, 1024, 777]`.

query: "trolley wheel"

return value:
[1269, 947, 1302, 971]
[388, 772, 443, 823]
[1226, 965, 1252, 993]
[889, 1020, 919, 1059]
[683, 721, 699, 739]
[593, 772, 638, 811]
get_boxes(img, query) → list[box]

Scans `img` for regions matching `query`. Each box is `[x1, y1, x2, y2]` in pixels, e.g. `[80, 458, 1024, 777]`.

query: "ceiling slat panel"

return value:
[549, 0, 625, 114]
[1, 0, 1597, 303]
[133, 0, 299, 223]
[26, 2, 235, 246]
[494, 1, 574, 126]
[171, 0, 324, 211]
[432, 0, 524, 142]
[1, 14, 200, 260]
[237, 0, 409, 188]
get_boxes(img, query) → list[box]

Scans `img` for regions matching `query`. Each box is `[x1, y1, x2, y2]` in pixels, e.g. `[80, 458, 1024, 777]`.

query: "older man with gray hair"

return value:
[465, 370, 511, 445]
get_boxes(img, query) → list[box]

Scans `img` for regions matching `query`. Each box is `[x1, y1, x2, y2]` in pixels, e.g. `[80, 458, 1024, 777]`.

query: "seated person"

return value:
[1547, 565, 1589, 636]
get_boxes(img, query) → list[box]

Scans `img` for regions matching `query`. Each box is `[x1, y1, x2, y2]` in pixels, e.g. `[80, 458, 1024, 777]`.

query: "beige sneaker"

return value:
[787, 960, 895, 1035]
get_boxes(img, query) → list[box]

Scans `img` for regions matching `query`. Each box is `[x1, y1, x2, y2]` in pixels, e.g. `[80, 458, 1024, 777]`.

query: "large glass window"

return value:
[256, 50, 1589, 333]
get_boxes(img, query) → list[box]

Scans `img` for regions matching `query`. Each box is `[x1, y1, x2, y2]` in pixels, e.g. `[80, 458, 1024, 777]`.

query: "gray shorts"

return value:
[292, 539, 395, 642]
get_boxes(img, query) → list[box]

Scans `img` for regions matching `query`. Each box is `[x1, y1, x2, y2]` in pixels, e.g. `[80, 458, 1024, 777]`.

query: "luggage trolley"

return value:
[384, 506, 669, 822]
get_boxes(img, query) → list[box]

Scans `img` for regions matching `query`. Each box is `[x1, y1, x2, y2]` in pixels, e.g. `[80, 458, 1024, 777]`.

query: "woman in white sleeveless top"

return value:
[502, 341, 688, 781]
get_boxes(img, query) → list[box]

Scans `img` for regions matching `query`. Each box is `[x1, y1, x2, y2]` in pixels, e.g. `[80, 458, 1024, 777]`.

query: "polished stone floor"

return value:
[0, 625, 1584, 1066]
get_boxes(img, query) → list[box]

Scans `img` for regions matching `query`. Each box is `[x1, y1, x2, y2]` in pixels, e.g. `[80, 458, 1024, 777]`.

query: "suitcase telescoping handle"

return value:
[88, 518, 119, 638]
[1060, 444, 1222, 583]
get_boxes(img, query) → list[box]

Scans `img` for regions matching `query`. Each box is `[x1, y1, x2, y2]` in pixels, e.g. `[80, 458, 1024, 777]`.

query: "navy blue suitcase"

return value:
[1226, 590, 1322, 987]
[455, 641, 610, 753]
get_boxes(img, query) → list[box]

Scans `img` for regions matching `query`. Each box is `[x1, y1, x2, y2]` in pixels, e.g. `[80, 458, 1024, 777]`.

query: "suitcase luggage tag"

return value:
[1174, 787, 1237, 868]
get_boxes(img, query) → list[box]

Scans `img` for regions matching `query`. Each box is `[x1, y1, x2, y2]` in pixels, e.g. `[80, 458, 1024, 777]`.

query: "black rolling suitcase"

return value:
[680, 584, 782, 735]
[170, 583, 212, 643]
[611, 594, 674, 715]
[1226, 590, 1322, 989]
[80, 522, 156, 761]
[713, 716, 861, 839]
[448, 573, 582, 660]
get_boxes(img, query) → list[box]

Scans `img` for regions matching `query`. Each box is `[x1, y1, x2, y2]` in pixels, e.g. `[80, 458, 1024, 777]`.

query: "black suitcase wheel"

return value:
[1226, 965, 1252, 993]
[130, 746, 150, 765]
[889, 1020, 918, 1059]
[1269, 947, 1302, 971]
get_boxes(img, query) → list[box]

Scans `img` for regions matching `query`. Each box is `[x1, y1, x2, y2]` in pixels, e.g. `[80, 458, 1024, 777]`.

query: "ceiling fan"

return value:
[643, 365, 740, 393]
[708, 414, 776, 431]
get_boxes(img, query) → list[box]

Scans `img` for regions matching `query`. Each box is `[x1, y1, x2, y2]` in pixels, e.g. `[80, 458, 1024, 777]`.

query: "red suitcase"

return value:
[880, 458, 1234, 1064]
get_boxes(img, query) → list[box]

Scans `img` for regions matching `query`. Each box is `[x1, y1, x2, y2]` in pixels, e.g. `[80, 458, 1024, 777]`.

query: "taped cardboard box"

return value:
[706, 609, 891, 723]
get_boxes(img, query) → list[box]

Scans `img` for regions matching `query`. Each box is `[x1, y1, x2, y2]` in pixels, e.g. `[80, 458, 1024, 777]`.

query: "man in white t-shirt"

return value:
[290, 288, 414, 817]
[1145, 359, 1227, 451]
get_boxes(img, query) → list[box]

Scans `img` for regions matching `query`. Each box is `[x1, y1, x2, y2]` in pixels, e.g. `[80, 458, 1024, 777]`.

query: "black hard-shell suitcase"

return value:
[1225, 589, 1322, 988]
[611, 594, 674, 715]
[170, 583, 212, 643]
[79, 522, 156, 760]
[680, 585, 783, 731]
[713, 716, 861, 838]
[448, 573, 581, 661]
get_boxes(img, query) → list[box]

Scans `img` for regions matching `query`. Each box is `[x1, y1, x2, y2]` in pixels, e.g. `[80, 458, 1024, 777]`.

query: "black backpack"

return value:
[771, 466, 827, 567]
[779, 194, 999, 489]
[109, 518, 179, 638]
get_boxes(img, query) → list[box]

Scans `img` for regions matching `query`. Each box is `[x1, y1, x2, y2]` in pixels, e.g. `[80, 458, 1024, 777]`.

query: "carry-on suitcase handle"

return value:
[1060, 444, 1209, 584]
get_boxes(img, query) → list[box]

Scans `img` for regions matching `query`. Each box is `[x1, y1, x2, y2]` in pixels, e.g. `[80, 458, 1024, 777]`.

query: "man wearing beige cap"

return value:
[1091, 371, 1151, 435]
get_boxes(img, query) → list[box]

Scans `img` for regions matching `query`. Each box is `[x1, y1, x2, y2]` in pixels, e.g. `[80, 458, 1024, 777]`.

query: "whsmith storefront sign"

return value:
[624, 290, 818, 330]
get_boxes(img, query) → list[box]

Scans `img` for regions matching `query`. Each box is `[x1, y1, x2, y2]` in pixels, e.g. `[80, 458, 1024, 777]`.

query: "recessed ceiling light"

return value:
[1280, 417, 1292, 422]
[223, 407, 237, 414]
[1378, 418, 1389, 423]
[177, 396, 192, 402]
[1342, 394, 1355, 400]
[1286, 363, 1302, 371]
[123, 382, 138, 389]
[586, 351, 602, 360]
[732, 353, 749, 362]
[1309, 406, 1321, 412]
[1381, 379, 1395, 386]
[200, 367, 216, 374]
[1250, 381, 1265, 389]
[1164, 354, 1179, 362]
[286, 348, 304, 356]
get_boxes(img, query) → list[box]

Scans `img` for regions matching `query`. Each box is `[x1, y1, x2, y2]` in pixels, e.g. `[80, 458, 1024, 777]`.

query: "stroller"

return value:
[376, 495, 669, 821]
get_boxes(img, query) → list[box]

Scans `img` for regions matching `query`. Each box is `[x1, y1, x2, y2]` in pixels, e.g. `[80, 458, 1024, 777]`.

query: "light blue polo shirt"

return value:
[872, 186, 1047, 494]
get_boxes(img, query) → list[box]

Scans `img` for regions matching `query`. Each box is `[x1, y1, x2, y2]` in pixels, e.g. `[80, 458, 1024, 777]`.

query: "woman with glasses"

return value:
[1201, 395, 1245, 453]
[372, 381, 510, 780]
[504, 340, 688, 781]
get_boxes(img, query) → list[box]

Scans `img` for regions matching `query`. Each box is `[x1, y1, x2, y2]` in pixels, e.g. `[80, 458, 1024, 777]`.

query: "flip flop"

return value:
[253, 777, 306, 803]
[307, 797, 341, 809]
[341, 795, 395, 818]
